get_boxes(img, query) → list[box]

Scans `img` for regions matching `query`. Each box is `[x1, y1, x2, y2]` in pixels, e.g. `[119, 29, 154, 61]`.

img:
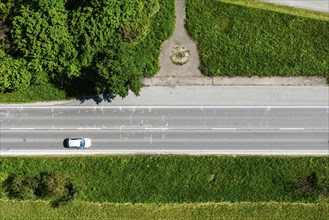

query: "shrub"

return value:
[3, 171, 79, 205]
[4, 173, 38, 199]
[294, 172, 319, 198]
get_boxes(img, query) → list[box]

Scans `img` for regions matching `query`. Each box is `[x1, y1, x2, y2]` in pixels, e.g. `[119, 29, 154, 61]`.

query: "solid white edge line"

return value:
[4, 127, 328, 131]
[1, 105, 328, 109]
[1, 150, 328, 156]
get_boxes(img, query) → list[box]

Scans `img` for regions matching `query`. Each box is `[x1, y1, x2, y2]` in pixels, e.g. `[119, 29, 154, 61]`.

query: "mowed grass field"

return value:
[1, 155, 328, 203]
[1, 200, 328, 220]
[185, 0, 329, 79]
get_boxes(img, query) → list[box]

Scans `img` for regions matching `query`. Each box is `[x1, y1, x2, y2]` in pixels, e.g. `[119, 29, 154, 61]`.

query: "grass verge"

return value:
[185, 0, 329, 79]
[1, 200, 328, 220]
[0, 83, 68, 103]
[1, 155, 328, 203]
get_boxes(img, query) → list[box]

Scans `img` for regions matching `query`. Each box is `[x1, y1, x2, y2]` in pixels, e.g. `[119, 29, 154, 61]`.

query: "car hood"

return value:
[84, 138, 92, 148]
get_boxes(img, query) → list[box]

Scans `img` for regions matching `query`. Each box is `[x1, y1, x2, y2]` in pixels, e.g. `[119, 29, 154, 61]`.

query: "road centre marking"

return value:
[212, 128, 237, 130]
[9, 128, 34, 130]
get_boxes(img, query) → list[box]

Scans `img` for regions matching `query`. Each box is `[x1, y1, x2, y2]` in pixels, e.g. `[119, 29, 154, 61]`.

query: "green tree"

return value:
[91, 44, 143, 97]
[11, 0, 78, 85]
[0, 47, 31, 92]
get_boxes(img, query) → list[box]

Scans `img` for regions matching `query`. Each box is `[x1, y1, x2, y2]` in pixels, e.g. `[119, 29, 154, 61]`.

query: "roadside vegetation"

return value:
[0, 0, 175, 102]
[1, 200, 328, 220]
[1, 155, 328, 203]
[185, 0, 329, 80]
[1, 155, 328, 218]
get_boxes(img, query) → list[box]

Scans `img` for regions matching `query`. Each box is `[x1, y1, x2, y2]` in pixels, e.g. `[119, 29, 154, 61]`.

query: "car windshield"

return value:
[80, 139, 85, 147]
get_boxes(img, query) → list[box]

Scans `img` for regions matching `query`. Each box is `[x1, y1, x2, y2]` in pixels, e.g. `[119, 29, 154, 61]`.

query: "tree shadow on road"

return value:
[77, 94, 116, 105]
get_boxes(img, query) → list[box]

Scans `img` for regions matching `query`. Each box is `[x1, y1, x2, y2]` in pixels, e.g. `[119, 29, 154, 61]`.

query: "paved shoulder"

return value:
[66, 86, 329, 106]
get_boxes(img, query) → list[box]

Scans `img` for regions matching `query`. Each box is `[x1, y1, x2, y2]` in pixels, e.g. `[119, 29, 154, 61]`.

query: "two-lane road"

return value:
[1, 105, 328, 155]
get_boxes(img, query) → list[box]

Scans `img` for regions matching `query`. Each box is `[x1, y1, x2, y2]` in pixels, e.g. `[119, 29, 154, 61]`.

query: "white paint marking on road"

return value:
[77, 127, 101, 130]
[212, 128, 237, 130]
[1, 105, 328, 109]
[2, 149, 329, 156]
[9, 128, 34, 130]
[3, 127, 328, 131]
[280, 128, 305, 131]
[144, 127, 168, 131]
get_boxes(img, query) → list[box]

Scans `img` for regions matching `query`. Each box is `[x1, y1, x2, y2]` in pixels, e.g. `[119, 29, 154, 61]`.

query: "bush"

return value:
[294, 172, 320, 199]
[4, 173, 38, 199]
[3, 171, 79, 205]
[35, 172, 69, 198]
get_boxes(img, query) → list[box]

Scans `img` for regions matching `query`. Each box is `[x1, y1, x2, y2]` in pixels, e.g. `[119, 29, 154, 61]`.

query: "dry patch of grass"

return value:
[1, 200, 328, 220]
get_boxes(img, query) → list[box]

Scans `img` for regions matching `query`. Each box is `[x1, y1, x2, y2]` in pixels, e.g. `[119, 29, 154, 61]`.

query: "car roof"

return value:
[69, 139, 83, 147]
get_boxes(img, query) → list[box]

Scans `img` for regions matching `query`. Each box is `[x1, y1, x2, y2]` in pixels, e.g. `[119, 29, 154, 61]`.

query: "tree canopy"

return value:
[0, 0, 173, 98]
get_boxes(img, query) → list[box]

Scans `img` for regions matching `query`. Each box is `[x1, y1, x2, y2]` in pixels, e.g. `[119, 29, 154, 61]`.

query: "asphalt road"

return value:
[1, 106, 328, 155]
[262, 0, 329, 13]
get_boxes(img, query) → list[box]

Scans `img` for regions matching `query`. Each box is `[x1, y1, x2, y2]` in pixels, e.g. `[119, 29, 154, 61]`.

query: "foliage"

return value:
[91, 45, 143, 97]
[0, 48, 31, 92]
[294, 172, 325, 198]
[185, 0, 329, 80]
[4, 173, 38, 199]
[1, 156, 328, 203]
[3, 171, 78, 204]
[11, 1, 79, 84]
[1, 200, 329, 220]
[0, 0, 175, 101]
[0, 82, 67, 103]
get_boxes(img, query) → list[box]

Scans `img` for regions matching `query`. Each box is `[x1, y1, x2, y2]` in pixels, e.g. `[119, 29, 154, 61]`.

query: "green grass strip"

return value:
[1, 155, 328, 203]
[185, 0, 329, 79]
[222, 0, 329, 21]
[1, 200, 328, 220]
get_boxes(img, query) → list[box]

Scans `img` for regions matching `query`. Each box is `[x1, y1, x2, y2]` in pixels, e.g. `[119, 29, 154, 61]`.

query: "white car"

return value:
[63, 137, 91, 149]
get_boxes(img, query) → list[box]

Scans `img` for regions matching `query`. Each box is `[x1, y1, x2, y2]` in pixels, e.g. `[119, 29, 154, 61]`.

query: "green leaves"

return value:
[11, 2, 78, 84]
[1, 0, 175, 99]
[0, 48, 31, 92]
